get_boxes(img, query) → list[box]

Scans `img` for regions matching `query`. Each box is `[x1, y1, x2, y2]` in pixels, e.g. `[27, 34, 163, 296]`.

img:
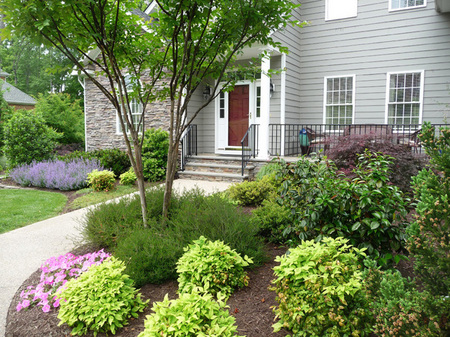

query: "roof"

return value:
[1, 81, 36, 106]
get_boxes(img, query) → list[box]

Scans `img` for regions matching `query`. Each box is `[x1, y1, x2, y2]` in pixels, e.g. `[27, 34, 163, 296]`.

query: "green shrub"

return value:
[364, 268, 448, 336]
[87, 169, 115, 192]
[255, 159, 285, 187]
[142, 128, 169, 182]
[59, 148, 131, 176]
[227, 175, 275, 206]
[56, 257, 148, 336]
[4, 109, 60, 167]
[278, 151, 409, 265]
[120, 167, 137, 185]
[34, 93, 84, 145]
[0, 90, 13, 155]
[271, 237, 372, 337]
[138, 292, 243, 337]
[176, 236, 252, 297]
[420, 122, 450, 177]
[114, 227, 183, 287]
[250, 198, 292, 243]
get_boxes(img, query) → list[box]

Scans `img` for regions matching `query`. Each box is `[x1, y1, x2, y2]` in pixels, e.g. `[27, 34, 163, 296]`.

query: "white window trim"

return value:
[384, 70, 424, 127]
[325, 0, 358, 21]
[323, 74, 356, 125]
[389, 0, 427, 12]
[115, 98, 144, 135]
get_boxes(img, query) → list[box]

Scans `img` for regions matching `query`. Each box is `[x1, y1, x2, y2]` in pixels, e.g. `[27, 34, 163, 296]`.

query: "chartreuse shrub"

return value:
[4, 109, 61, 167]
[119, 167, 137, 185]
[142, 128, 169, 182]
[138, 292, 243, 337]
[407, 122, 450, 298]
[271, 237, 372, 337]
[176, 236, 252, 297]
[227, 175, 276, 206]
[56, 257, 148, 336]
[278, 151, 409, 265]
[87, 169, 115, 192]
[363, 267, 448, 337]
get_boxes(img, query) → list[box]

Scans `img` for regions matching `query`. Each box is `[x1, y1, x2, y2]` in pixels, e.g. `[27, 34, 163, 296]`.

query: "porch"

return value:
[179, 123, 448, 181]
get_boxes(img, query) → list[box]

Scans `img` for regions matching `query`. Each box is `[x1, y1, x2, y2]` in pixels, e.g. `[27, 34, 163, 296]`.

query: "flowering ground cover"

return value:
[10, 158, 104, 190]
[16, 250, 111, 313]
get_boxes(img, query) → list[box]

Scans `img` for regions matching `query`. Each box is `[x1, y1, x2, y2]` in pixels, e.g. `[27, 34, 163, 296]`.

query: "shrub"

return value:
[176, 236, 252, 297]
[365, 268, 448, 336]
[10, 158, 103, 190]
[4, 109, 60, 167]
[255, 159, 285, 187]
[16, 250, 110, 313]
[120, 167, 137, 185]
[419, 121, 450, 177]
[327, 133, 428, 196]
[271, 237, 372, 336]
[34, 93, 84, 145]
[142, 128, 169, 182]
[227, 175, 275, 206]
[114, 226, 184, 287]
[278, 151, 409, 265]
[87, 169, 116, 192]
[138, 292, 243, 337]
[250, 198, 292, 243]
[0, 90, 13, 155]
[56, 257, 148, 336]
[59, 148, 131, 176]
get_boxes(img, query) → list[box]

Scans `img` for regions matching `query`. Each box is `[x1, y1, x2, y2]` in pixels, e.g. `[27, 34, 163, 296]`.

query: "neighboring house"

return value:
[0, 68, 36, 110]
[83, 0, 450, 179]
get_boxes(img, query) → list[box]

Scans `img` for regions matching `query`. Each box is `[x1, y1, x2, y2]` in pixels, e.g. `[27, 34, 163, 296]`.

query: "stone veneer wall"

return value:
[84, 76, 172, 151]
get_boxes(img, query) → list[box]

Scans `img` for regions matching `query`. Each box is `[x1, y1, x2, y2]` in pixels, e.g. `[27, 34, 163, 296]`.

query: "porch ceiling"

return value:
[235, 44, 282, 61]
[436, 0, 450, 13]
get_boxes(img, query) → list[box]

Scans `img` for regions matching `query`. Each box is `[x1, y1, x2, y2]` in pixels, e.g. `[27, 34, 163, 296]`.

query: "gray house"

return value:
[83, 0, 450, 180]
[0, 69, 36, 110]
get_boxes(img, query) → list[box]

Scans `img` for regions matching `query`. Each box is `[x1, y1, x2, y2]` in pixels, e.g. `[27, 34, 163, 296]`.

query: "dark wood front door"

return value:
[228, 85, 249, 146]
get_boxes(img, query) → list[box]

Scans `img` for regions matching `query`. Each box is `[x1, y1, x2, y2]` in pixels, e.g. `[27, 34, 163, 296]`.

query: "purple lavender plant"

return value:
[10, 158, 104, 190]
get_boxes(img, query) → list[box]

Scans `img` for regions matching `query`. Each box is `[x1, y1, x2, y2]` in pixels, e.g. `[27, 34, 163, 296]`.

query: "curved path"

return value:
[0, 179, 231, 337]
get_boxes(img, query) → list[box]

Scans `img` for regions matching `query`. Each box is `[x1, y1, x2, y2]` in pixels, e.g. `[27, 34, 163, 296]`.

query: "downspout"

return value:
[280, 53, 287, 156]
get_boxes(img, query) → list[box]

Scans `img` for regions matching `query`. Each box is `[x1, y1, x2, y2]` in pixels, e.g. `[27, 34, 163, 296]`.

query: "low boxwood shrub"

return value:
[120, 167, 137, 185]
[176, 236, 252, 297]
[227, 176, 276, 206]
[10, 158, 103, 190]
[364, 266, 448, 336]
[138, 292, 243, 337]
[142, 128, 169, 182]
[56, 257, 148, 336]
[271, 237, 372, 336]
[87, 169, 116, 192]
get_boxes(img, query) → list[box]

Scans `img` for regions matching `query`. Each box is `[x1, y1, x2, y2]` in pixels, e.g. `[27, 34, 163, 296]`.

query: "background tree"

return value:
[0, 0, 302, 223]
[34, 93, 84, 145]
[0, 89, 12, 155]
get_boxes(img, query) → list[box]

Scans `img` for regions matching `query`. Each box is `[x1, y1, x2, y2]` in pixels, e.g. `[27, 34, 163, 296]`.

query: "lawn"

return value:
[0, 189, 67, 234]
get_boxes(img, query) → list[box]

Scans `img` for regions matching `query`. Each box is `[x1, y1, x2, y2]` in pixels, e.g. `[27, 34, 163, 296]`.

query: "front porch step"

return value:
[178, 155, 255, 182]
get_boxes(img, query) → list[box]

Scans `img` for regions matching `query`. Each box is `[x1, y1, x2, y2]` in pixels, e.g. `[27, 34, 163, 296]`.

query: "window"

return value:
[116, 75, 143, 134]
[324, 75, 355, 125]
[256, 85, 261, 118]
[386, 71, 423, 129]
[326, 0, 357, 21]
[390, 0, 426, 11]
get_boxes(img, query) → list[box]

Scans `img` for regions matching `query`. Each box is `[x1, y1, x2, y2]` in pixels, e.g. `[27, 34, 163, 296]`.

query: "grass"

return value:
[68, 185, 141, 210]
[0, 189, 67, 234]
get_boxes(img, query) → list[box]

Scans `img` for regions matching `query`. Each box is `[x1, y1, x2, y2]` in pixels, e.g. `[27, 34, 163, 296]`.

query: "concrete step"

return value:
[178, 171, 249, 182]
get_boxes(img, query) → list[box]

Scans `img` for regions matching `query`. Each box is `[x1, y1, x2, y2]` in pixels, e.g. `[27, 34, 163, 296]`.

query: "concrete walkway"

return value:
[0, 179, 232, 337]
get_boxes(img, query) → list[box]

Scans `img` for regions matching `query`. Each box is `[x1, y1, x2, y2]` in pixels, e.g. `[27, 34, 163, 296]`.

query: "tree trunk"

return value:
[131, 140, 148, 227]
[162, 143, 178, 219]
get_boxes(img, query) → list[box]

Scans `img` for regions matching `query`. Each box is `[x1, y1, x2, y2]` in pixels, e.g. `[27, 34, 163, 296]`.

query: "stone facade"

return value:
[84, 76, 172, 151]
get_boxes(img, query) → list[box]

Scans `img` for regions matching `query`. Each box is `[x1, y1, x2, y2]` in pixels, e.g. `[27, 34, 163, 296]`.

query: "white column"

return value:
[280, 53, 287, 156]
[259, 55, 270, 160]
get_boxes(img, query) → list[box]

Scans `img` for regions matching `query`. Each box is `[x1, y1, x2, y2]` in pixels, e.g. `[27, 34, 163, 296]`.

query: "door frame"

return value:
[214, 80, 261, 154]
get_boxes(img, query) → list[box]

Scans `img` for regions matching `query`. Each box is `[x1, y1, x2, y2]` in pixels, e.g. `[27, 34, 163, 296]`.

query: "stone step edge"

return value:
[178, 171, 249, 179]
[187, 155, 242, 161]
[184, 162, 255, 170]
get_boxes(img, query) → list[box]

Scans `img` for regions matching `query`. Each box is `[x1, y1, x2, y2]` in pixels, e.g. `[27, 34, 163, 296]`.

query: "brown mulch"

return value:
[5, 244, 290, 337]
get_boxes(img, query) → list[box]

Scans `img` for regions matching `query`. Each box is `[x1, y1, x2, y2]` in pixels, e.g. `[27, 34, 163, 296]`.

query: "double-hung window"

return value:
[116, 76, 143, 134]
[390, 0, 426, 11]
[386, 71, 424, 129]
[324, 75, 355, 125]
[325, 0, 357, 21]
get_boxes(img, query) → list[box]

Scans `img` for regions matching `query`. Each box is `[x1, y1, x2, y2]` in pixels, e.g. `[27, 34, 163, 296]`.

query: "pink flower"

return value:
[42, 304, 51, 313]
[22, 300, 30, 308]
[53, 299, 60, 308]
[16, 303, 23, 312]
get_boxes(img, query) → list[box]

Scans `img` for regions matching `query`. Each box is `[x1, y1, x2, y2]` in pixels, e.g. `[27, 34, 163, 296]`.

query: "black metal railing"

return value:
[180, 124, 197, 171]
[269, 123, 449, 156]
[241, 124, 259, 175]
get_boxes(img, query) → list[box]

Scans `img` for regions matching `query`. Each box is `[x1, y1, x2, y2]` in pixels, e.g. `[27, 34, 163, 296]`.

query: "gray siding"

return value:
[297, 0, 450, 124]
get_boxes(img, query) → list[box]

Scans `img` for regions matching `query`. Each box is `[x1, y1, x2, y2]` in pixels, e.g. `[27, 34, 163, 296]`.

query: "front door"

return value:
[228, 85, 249, 146]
